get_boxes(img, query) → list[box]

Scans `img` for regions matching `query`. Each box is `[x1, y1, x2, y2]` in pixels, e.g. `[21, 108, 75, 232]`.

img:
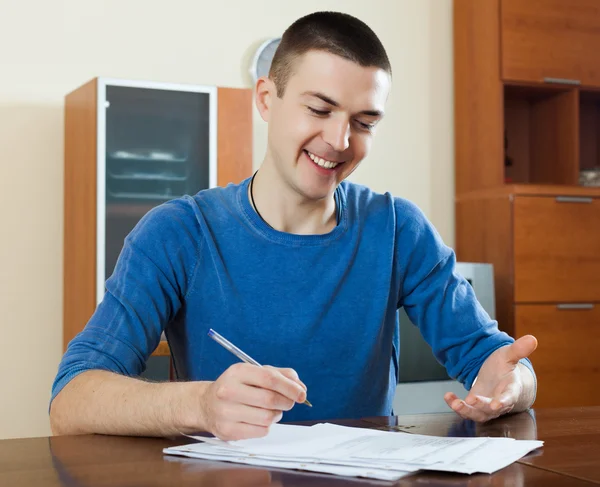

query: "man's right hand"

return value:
[196, 363, 308, 441]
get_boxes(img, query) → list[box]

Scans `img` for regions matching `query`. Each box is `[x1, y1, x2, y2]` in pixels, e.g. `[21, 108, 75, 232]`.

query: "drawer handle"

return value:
[555, 196, 593, 204]
[557, 303, 595, 310]
[543, 77, 581, 85]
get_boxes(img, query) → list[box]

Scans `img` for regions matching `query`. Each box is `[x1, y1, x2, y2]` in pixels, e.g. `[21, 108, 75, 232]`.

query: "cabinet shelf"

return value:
[106, 203, 157, 217]
[504, 84, 578, 185]
[457, 183, 600, 201]
[502, 85, 600, 188]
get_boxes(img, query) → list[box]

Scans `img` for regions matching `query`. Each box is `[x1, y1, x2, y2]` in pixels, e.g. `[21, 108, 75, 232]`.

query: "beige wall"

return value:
[0, 0, 453, 439]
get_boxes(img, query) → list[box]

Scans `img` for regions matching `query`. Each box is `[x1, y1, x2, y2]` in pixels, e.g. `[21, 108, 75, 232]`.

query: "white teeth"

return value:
[306, 151, 340, 169]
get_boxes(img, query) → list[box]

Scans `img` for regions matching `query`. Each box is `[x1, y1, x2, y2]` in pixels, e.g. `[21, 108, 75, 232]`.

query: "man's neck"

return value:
[249, 163, 337, 235]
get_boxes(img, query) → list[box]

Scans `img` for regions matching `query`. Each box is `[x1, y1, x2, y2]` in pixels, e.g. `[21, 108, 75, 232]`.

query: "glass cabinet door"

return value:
[99, 82, 215, 297]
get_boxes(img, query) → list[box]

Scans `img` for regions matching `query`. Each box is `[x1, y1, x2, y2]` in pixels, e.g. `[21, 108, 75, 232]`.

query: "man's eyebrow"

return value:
[303, 91, 339, 107]
[302, 91, 384, 118]
[360, 109, 384, 118]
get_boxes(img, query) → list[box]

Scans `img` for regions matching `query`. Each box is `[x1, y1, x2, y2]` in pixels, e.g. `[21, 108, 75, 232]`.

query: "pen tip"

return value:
[304, 400, 313, 407]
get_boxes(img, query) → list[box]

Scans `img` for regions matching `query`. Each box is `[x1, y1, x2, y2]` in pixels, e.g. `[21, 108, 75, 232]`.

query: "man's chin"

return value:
[297, 183, 337, 202]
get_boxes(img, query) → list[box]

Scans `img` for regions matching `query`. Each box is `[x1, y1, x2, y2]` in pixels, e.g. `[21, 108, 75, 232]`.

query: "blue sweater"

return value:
[51, 178, 533, 422]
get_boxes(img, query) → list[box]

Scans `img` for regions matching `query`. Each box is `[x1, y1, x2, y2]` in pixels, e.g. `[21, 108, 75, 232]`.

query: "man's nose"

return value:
[323, 117, 350, 153]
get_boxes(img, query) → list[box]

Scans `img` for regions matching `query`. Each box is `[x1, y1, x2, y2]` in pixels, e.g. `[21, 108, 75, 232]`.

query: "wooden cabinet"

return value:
[64, 78, 253, 358]
[501, 0, 600, 87]
[515, 304, 600, 408]
[455, 0, 600, 407]
[456, 188, 600, 408]
[455, 0, 600, 194]
[514, 196, 600, 302]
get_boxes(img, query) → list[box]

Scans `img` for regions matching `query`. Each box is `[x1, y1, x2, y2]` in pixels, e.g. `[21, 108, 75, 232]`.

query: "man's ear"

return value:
[255, 76, 274, 122]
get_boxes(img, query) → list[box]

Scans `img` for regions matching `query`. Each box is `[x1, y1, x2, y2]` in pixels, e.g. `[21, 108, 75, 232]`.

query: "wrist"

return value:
[514, 362, 536, 412]
[172, 380, 211, 434]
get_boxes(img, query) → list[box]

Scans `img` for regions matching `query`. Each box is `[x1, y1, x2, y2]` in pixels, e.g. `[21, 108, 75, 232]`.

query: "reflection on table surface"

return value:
[2, 409, 599, 487]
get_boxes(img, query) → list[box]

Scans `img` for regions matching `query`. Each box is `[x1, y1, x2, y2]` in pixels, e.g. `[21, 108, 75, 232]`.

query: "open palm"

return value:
[444, 335, 538, 422]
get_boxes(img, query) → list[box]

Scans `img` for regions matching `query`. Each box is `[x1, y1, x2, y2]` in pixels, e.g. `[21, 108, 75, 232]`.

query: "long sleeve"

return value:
[50, 197, 202, 405]
[395, 199, 535, 390]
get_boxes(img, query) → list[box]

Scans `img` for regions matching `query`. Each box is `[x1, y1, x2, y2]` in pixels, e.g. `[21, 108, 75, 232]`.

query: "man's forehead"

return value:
[294, 51, 387, 80]
[287, 52, 390, 111]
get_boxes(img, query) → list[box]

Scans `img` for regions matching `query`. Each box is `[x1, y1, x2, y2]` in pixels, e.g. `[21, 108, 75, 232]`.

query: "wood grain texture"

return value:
[454, 2, 600, 420]
[515, 304, 600, 408]
[458, 183, 600, 200]
[504, 91, 531, 183]
[63, 79, 97, 352]
[530, 90, 579, 185]
[3, 413, 598, 486]
[456, 194, 515, 335]
[217, 87, 253, 187]
[454, 0, 504, 194]
[365, 407, 600, 485]
[513, 195, 600, 302]
[504, 85, 579, 185]
[515, 406, 600, 483]
[501, 0, 600, 86]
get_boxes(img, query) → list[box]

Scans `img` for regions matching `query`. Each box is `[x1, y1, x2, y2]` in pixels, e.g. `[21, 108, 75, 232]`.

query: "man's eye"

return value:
[356, 120, 375, 131]
[307, 107, 330, 116]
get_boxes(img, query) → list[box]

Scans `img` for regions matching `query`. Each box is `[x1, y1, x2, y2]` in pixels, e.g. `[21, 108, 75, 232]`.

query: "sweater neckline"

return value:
[237, 177, 348, 246]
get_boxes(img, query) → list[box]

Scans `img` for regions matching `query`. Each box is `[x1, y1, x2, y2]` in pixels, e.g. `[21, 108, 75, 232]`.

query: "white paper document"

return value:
[163, 422, 543, 481]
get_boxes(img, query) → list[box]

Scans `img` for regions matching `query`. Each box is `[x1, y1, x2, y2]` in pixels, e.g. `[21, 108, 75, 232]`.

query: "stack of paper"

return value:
[163, 422, 543, 481]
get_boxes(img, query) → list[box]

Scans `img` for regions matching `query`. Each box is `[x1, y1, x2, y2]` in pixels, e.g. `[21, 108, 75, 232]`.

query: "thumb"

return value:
[504, 335, 538, 364]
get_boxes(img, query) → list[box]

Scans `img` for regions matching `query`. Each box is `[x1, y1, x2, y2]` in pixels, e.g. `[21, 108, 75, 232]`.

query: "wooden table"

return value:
[2, 408, 599, 486]
[363, 406, 600, 485]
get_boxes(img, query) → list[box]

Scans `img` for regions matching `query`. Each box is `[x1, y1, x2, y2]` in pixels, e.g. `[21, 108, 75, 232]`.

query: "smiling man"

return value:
[49, 11, 538, 441]
[250, 47, 386, 235]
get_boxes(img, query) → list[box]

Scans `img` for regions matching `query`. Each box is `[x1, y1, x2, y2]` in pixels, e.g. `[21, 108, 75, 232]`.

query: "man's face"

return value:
[260, 50, 390, 201]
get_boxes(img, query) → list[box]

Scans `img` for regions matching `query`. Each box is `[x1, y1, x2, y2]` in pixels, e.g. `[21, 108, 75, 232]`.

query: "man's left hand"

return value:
[444, 335, 538, 422]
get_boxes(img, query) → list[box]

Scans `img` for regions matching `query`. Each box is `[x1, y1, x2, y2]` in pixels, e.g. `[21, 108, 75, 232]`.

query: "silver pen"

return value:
[208, 328, 312, 407]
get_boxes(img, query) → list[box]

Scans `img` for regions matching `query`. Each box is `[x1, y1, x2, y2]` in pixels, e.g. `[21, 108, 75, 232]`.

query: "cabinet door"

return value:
[515, 304, 600, 407]
[102, 83, 214, 295]
[501, 0, 600, 86]
[514, 195, 600, 302]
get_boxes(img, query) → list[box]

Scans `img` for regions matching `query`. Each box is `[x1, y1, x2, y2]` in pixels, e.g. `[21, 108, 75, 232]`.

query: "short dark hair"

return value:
[269, 11, 392, 97]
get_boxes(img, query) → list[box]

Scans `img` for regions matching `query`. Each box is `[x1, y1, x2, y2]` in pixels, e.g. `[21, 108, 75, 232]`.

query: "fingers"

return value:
[505, 335, 538, 365]
[212, 403, 282, 438]
[491, 380, 521, 411]
[272, 366, 308, 391]
[230, 403, 283, 427]
[468, 394, 509, 414]
[235, 364, 307, 404]
[465, 394, 492, 407]
[444, 392, 459, 405]
[444, 392, 512, 422]
[221, 364, 306, 407]
[213, 417, 271, 441]
[230, 383, 296, 412]
[206, 364, 309, 441]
